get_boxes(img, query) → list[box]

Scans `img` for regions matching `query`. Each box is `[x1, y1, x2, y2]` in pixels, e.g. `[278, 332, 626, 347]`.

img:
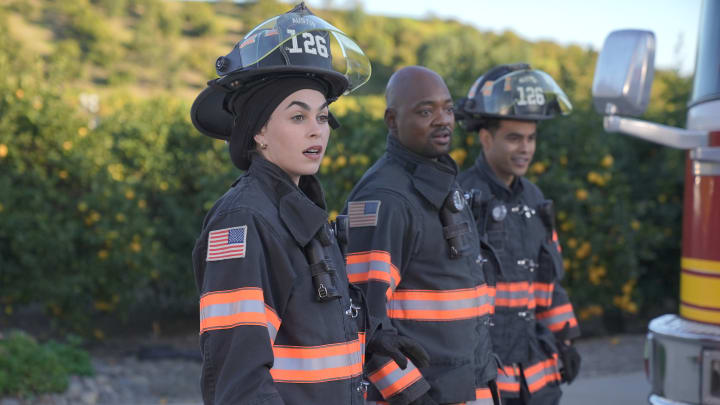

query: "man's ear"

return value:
[478, 128, 492, 150]
[384, 108, 397, 133]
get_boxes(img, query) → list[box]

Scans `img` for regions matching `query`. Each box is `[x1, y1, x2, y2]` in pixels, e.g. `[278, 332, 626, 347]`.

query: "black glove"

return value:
[557, 341, 581, 383]
[407, 392, 439, 405]
[367, 329, 430, 369]
[555, 323, 581, 384]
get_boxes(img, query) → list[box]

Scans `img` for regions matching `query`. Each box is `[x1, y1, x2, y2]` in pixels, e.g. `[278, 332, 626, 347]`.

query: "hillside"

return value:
[0, 0, 693, 334]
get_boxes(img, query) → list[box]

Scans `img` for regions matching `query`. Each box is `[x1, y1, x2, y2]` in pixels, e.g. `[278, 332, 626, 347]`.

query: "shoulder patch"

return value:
[348, 200, 381, 228]
[206, 225, 247, 261]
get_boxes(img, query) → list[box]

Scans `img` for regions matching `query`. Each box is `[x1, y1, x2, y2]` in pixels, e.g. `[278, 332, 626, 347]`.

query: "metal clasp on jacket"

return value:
[517, 258, 539, 272]
[484, 315, 495, 327]
[318, 283, 328, 298]
[345, 298, 361, 318]
[357, 380, 370, 393]
[511, 204, 536, 218]
[517, 311, 535, 321]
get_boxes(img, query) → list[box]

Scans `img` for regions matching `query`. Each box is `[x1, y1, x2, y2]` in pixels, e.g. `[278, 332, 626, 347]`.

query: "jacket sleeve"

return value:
[344, 190, 431, 404]
[535, 233, 581, 340]
[192, 209, 294, 405]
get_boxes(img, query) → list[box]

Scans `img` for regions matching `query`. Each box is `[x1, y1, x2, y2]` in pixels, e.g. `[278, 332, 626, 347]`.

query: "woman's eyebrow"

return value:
[285, 100, 330, 111]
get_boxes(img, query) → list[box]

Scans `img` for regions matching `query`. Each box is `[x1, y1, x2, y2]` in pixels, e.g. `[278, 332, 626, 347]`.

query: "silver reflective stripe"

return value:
[200, 300, 278, 341]
[534, 289, 553, 303]
[369, 359, 420, 394]
[272, 350, 362, 371]
[267, 318, 278, 342]
[525, 362, 559, 388]
[538, 310, 574, 328]
[496, 289, 531, 300]
[200, 300, 265, 321]
[387, 295, 489, 312]
[346, 259, 391, 276]
[497, 373, 519, 385]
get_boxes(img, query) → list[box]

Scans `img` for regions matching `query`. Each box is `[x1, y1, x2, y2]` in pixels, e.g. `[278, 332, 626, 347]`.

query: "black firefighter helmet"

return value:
[455, 63, 572, 131]
[190, 2, 371, 140]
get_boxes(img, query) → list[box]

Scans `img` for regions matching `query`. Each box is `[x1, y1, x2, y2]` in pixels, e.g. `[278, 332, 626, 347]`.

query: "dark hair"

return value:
[480, 117, 539, 135]
[479, 117, 502, 133]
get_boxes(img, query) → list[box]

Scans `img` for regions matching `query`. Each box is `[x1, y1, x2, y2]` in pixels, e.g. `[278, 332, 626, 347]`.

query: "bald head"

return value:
[384, 66, 454, 159]
[385, 66, 448, 110]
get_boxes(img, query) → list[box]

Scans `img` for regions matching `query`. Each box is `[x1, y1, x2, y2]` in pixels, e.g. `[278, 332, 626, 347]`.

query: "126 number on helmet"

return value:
[516, 86, 545, 106]
[285, 29, 329, 58]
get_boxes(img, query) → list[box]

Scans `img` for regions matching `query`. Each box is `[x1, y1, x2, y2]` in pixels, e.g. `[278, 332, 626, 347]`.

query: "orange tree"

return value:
[0, 2, 692, 334]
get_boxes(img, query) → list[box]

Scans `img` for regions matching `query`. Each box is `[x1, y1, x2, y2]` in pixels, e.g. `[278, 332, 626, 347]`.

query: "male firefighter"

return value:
[455, 63, 581, 405]
[343, 65, 499, 405]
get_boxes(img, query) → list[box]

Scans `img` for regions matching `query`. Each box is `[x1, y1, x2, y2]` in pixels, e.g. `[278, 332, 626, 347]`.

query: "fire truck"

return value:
[591, 0, 720, 403]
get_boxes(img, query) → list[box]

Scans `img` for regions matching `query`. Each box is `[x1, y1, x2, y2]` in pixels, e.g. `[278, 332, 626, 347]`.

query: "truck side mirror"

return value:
[592, 29, 656, 117]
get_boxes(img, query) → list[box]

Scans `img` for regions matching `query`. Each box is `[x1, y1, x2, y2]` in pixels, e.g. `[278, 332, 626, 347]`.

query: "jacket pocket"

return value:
[489, 307, 531, 365]
[538, 240, 564, 281]
[423, 358, 476, 403]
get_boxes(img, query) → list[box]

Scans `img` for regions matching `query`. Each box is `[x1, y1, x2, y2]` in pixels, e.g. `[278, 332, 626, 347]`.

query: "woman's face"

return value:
[254, 89, 331, 184]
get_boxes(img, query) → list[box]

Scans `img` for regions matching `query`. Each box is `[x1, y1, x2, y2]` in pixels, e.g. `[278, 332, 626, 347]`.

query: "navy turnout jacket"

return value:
[344, 135, 498, 405]
[458, 154, 580, 398]
[192, 157, 366, 405]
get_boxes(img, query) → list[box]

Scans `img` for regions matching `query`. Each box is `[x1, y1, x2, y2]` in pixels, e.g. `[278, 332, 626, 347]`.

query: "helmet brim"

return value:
[191, 67, 349, 140]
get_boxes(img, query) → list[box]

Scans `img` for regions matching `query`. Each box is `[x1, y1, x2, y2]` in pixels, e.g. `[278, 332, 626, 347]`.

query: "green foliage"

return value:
[181, 2, 221, 37]
[46, 0, 124, 67]
[0, 1, 692, 333]
[0, 331, 93, 397]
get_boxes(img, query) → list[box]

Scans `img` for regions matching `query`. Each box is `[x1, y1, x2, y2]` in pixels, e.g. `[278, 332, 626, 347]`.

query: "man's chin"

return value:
[513, 168, 529, 177]
[432, 144, 451, 157]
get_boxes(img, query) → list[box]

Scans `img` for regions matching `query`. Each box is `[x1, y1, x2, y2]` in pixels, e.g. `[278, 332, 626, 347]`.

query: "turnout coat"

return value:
[458, 154, 580, 399]
[193, 157, 367, 405]
[344, 135, 498, 405]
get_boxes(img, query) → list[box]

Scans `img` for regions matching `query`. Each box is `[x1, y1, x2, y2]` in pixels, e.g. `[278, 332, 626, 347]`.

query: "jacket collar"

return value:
[247, 156, 328, 246]
[472, 153, 524, 200]
[386, 134, 457, 210]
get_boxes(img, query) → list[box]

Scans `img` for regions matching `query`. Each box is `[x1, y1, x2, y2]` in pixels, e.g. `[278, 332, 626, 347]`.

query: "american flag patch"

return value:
[348, 200, 381, 228]
[206, 226, 247, 261]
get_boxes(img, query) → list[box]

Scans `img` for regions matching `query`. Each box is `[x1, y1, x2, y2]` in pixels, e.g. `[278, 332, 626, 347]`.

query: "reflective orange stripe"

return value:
[199, 287, 281, 340]
[533, 282, 554, 307]
[387, 285, 493, 321]
[358, 332, 366, 365]
[497, 356, 561, 395]
[368, 359, 423, 399]
[475, 387, 492, 398]
[552, 231, 562, 253]
[524, 355, 561, 392]
[270, 339, 364, 383]
[496, 380, 520, 393]
[200, 287, 263, 307]
[273, 341, 360, 359]
[346, 251, 401, 299]
[497, 365, 521, 394]
[495, 282, 536, 309]
[536, 303, 578, 332]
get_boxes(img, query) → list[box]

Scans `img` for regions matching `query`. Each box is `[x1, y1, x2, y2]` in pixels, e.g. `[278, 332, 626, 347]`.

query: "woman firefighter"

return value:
[190, 4, 428, 404]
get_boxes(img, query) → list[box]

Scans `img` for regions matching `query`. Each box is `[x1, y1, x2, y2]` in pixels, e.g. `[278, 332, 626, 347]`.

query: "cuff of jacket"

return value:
[537, 303, 580, 339]
[558, 322, 581, 341]
[366, 355, 430, 403]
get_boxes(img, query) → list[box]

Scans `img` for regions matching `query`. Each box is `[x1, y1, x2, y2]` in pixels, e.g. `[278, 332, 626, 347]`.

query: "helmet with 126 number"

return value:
[455, 63, 572, 131]
[191, 2, 371, 140]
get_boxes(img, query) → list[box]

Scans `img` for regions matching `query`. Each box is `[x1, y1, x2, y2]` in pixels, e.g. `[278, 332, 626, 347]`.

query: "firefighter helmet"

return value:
[455, 63, 572, 131]
[190, 2, 371, 140]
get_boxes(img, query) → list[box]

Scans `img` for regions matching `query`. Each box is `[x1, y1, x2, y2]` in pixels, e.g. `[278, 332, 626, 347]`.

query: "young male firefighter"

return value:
[343, 65, 499, 405]
[455, 64, 582, 405]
